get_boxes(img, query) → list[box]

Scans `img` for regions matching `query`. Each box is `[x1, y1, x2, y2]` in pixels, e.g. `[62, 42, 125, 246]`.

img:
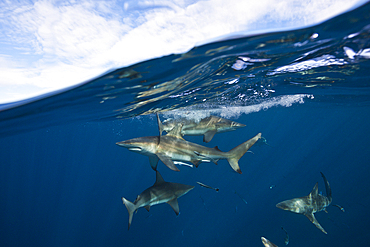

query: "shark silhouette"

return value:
[116, 114, 261, 173]
[121, 171, 194, 230]
[158, 115, 245, 143]
[276, 172, 332, 234]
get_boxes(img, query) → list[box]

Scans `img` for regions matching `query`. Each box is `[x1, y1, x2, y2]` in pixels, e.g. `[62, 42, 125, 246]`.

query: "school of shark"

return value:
[116, 113, 344, 245]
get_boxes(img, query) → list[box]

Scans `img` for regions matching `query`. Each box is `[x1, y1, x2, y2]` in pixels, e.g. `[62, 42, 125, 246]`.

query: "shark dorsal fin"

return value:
[156, 113, 164, 137]
[166, 123, 184, 139]
[157, 113, 164, 146]
[149, 156, 159, 171]
[213, 146, 222, 152]
[309, 182, 319, 199]
[155, 171, 166, 185]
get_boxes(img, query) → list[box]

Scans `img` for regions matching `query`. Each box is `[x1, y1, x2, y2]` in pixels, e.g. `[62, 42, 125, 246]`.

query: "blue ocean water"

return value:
[1, 2, 370, 247]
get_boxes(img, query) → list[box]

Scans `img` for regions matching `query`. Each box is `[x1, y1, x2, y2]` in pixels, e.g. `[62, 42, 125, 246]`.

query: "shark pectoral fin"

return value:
[122, 197, 136, 230]
[144, 205, 150, 212]
[149, 156, 159, 170]
[167, 198, 180, 215]
[305, 212, 327, 234]
[156, 153, 180, 172]
[203, 130, 216, 143]
[191, 160, 201, 167]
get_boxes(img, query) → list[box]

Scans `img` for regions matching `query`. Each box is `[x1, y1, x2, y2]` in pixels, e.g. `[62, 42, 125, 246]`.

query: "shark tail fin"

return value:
[122, 197, 136, 230]
[320, 172, 332, 203]
[226, 133, 261, 174]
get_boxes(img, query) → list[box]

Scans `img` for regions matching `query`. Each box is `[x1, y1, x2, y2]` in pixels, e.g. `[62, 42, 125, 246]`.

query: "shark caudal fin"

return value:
[226, 133, 261, 174]
[320, 172, 332, 204]
[122, 197, 136, 230]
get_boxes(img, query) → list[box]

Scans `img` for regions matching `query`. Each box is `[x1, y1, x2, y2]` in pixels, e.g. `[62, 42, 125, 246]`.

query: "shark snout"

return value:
[236, 123, 246, 128]
[230, 122, 246, 130]
[276, 199, 303, 214]
[276, 201, 289, 210]
[116, 141, 142, 151]
[116, 141, 130, 147]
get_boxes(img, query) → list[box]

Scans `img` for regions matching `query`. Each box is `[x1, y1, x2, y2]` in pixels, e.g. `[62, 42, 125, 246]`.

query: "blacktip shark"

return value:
[121, 171, 194, 230]
[116, 114, 261, 173]
[261, 237, 278, 247]
[158, 115, 245, 143]
[276, 172, 332, 234]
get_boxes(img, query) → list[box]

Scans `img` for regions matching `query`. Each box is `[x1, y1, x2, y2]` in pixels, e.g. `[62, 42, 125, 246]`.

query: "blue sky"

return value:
[0, 0, 367, 103]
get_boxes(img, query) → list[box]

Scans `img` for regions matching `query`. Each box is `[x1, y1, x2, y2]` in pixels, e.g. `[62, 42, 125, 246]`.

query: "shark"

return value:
[276, 172, 332, 234]
[261, 237, 278, 247]
[116, 115, 261, 174]
[121, 170, 194, 230]
[158, 115, 245, 143]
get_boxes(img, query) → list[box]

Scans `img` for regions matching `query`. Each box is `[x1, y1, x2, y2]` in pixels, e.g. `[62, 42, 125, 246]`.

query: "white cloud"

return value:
[0, 0, 367, 103]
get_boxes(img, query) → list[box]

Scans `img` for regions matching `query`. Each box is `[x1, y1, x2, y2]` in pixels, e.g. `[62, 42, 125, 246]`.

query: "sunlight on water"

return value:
[268, 55, 348, 75]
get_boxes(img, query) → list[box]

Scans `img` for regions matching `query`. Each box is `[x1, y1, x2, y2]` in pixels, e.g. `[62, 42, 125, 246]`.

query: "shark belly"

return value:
[159, 137, 227, 164]
[182, 129, 207, 136]
[158, 136, 204, 161]
[136, 187, 176, 208]
[148, 196, 175, 206]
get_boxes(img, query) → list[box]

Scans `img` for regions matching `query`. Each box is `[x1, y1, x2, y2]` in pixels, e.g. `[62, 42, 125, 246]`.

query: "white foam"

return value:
[162, 94, 314, 120]
[269, 55, 348, 75]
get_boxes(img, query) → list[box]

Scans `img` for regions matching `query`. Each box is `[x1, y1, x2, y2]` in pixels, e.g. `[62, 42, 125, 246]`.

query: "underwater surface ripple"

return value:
[1, 2, 370, 136]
